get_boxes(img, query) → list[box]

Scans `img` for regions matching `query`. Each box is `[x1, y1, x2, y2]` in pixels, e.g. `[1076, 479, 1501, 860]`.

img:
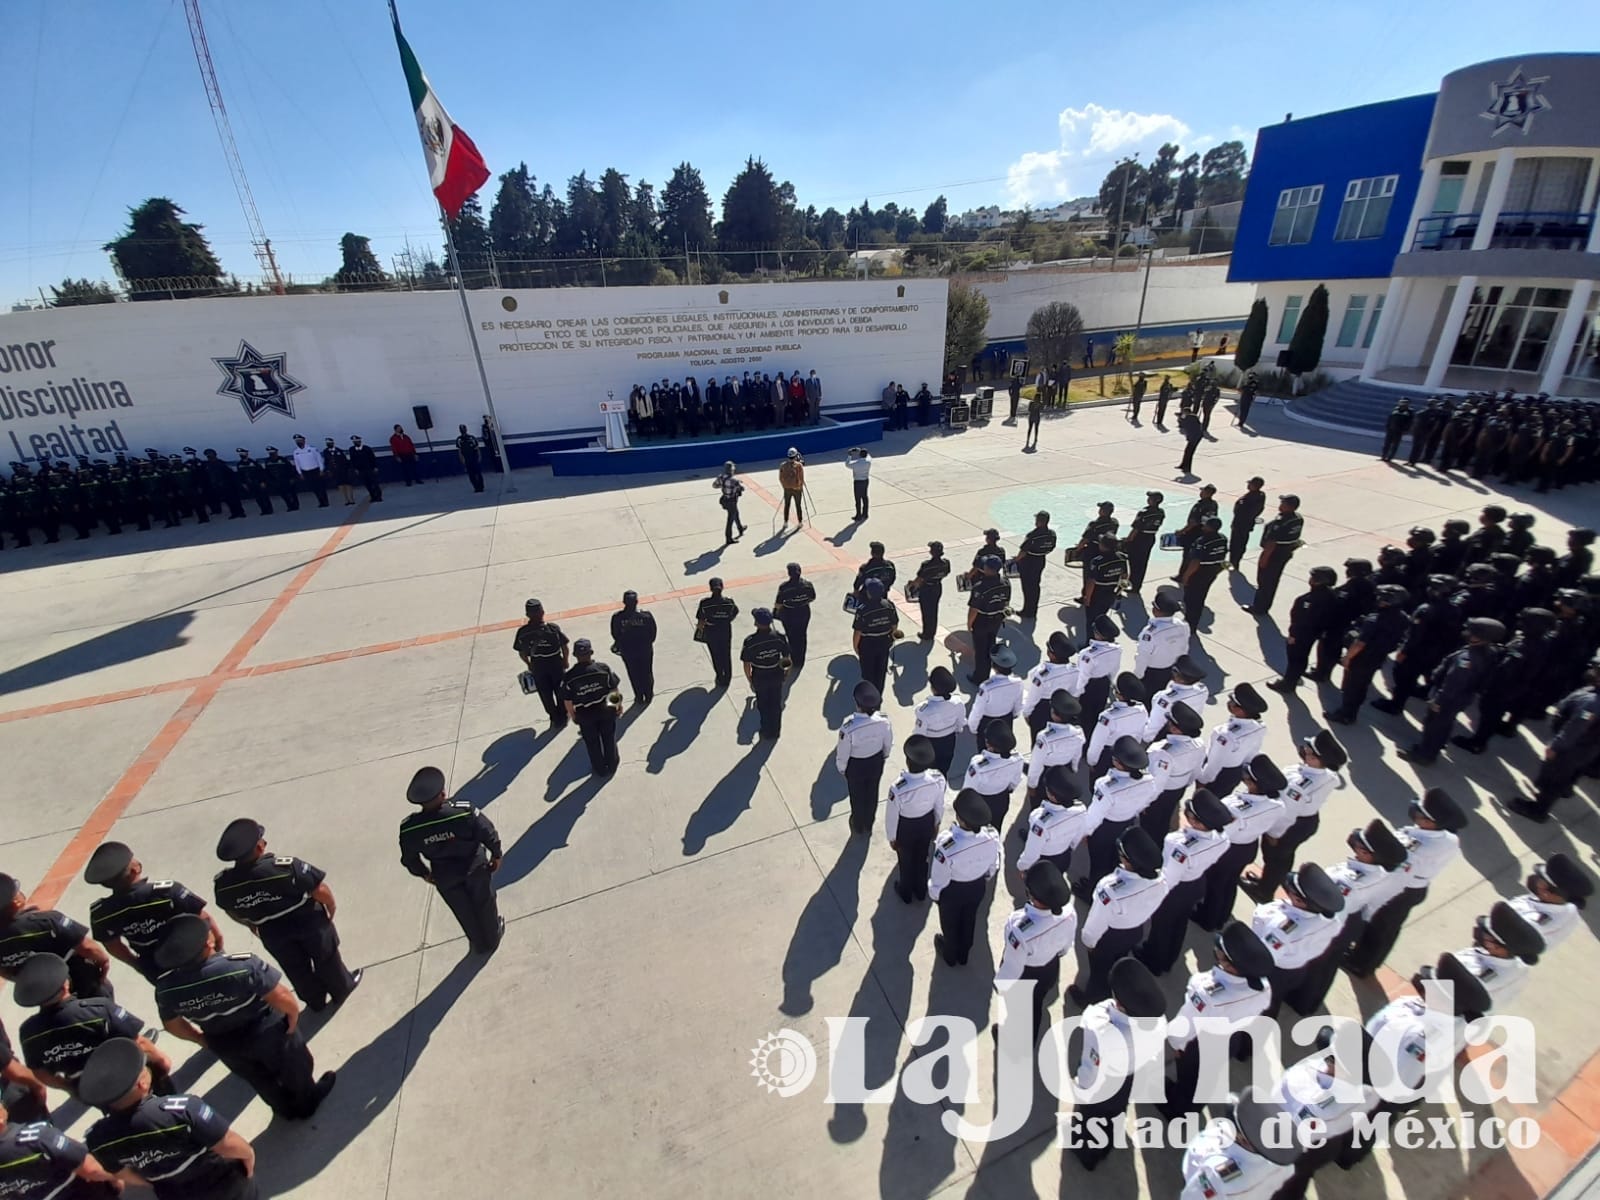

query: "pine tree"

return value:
[1287, 284, 1329, 375]
[444, 196, 494, 287]
[1234, 297, 1268, 370]
[51, 278, 117, 306]
[333, 233, 388, 291]
[104, 198, 224, 300]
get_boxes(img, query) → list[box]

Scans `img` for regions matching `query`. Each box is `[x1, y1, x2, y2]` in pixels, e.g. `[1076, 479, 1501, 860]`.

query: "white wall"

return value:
[0, 280, 946, 463]
[1250, 278, 1393, 370]
[966, 263, 1252, 341]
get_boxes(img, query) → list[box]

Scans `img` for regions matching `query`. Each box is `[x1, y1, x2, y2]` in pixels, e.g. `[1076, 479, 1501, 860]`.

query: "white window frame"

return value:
[1362, 293, 1386, 349]
[1278, 295, 1304, 343]
[1269, 186, 1323, 246]
[1336, 295, 1368, 348]
[1334, 175, 1398, 242]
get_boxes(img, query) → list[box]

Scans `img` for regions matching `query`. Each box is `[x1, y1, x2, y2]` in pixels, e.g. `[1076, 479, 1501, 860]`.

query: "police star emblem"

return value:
[1481, 66, 1551, 135]
[212, 340, 305, 422]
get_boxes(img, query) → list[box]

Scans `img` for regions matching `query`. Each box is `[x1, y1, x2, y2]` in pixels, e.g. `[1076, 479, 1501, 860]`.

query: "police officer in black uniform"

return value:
[152, 915, 334, 1119]
[1309, 559, 1376, 680]
[773, 563, 816, 668]
[456, 424, 485, 492]
[1125, 491, 1165, 592]
[80, 1038, 258, 1199]
[348, 435, 382, 501]
[1228, 477, 1266, 571]
[1381, 398, 1414, 461]
[852, 578, 900, 696]
[1268, 566, 1338, 692]
[263, 446, 298, 510]
[1180, 517, 1229, 626]
[742, 609, 792, 740]
[514, 598, 570, 730]
[13, 953, 176, 1099]
[0, 874, 115, 1000]
[1324, 584, 1410, 724]
[1506, 655, 1600, 823]
[695, 578, 740, 687]
[610, 590, 657, 704]
[1082, 535, 1129, 642]
[1016, 511, 1057, 619]
[201, 450, 244, 519]
[84, 843, 225, 985]
[967, 555, 1010, 684]
[235, 449, 272, 515]
[213, 819, 361, 1013]
[561, 639, 622, 776]
[1400, 618, 1504, 764]
[1243, 494, 1305, 615]
[0, 1098, 121, 1198]
[1373, 574, 1461, 713]
[399, 766, 504, 954]
[910, 542, 950, 640]
[852, 542, 896, 600]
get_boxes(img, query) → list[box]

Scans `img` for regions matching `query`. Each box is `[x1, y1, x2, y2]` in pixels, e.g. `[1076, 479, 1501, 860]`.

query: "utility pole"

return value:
[1113, 153, 1139, 270]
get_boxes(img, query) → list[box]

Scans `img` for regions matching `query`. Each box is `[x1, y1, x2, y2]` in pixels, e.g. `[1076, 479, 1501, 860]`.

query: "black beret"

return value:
[985, 724, 1016, 754]
[1186, 787, 1233, 830]
[1042, 765, 1080, 804]
[216, 818, 264, 861]
[153, 913, 211, 970]
[1091, 615, 1120, 641]
[407, 766, 447, 805]
[1110, 956, 1165, 1018]
[954, 789, 993, 830]
[1286, 863, 1345, 917]
[1414, 786, 1466, 832]
[1487, 900, 1544, 962]
[1279, 494, 1301, 508]
[1112, 735, 1148, 771]
[0, 873, 17, 906]
[1047, 631, 1074, 658]
[1354, 819, 1407, 870]
[1172, 654, 1204, 682]
[1167, 700, 1203, 738]
[12, 953, 70, 1006]
[1230, 682, 1266, 718]
[1539, 853, 1593, 904]
[1049, 689, 1081, 720]
[84, 842, 133, 886]
[1152, 587, 1184, 614]
[928, 666, 956, 696]
[76, 1038, 146, 1109]
[1434, 952, 1492, 1017]
[904, 735, 935, 771]
[1217, 921, 1273, 978]
[1024, 861, 1072, 911]
[991, 644, 1018, 671]
[1119, 826, 1162, 876]
[1309, 565, 1338, 585]
[1245, 754, 1287, 795]
[1466, 617, 1507, 642]
[1234, 1086, 1302, 1165]
[1116, 672, 1147, 703]
[1305, 729, 1348, 770]
[1146, 491, 1164, 503]
[1376, 584, 1410, 606]
[853, 681, 881, 709]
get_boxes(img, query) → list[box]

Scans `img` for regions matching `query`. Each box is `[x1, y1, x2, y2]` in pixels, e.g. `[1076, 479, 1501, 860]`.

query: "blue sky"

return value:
[2, 0, 1595, 304]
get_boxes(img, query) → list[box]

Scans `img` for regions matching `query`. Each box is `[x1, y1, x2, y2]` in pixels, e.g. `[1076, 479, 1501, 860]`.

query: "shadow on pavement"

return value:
[682, 739, 774, 855]
[779, 833, 868, 1017]
[0, 611, 194, 696]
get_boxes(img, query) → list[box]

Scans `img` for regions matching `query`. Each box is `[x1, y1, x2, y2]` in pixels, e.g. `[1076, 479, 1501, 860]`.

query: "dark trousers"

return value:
[260, 916, 357, 1010]
[845, 752, 886, 832]
[781, 611, 809, 667]
[1083, 817, 1134, 889]
[782, 490, 804, 522]
[1140, 787, 1184, 842]
[1141, 665, 1174, 699]
[530, 663, 565, 725]
[575, 708, 619, 774]
[858, 638, 891, 697]
[1253, 548, 1294, 612]
[619, 647, 654, 701]
[706, 628, 733, 684]
[971, 617, 1002, 681]
[1077, 923, 1145, 1003]
[1347, 886, 1425, 973]
[853, 479, 869, 519]
[1015, 958, 1060, 1043]
[1237, 394, 1254, 426]
[300, 469, 329, 507]
[1182, 565, 1221, 625]
[1387, 653, 1440, 706]
[752, 672, 785, 738]
[1018, 559, 1044, 617]
[1126, 535, 1155, 591]
[1139, 878, 1204, 974]
[359, 469, 382, 501]
[436, 867, 501, 953]
[918, 588, 940, 639]
[1279, 635, 1313, 686]
[251, 487, 273, 516]
[975, 789, 1014, 836]
[1025, 411, 1042, 447]
[894, 810, 937, 900]
[936, 877, 986, 964]
[1079, 676, 1111, 735]
[1196, 840, 1257, 931]
[397, 455, 419, 485]
[1333, 657, 1384, 720]
[1068, 1077, 1134, 1169]
[221, 489, 245, 519]
[1413, 701, 1466, 760]
[927, 733, 957, 778]
[464, 460, 485, 492]
[724, 500, 743, 542]
[276, 484, 300, 511]
[1179, 436, 1201, 473]
[1254, 815, 1319, 896]
[1525, 750, 1593, 816]
[210, 1013, 320, 1118]
[1228, 523, 1253, 570]
[1381, 430, 1405, 460]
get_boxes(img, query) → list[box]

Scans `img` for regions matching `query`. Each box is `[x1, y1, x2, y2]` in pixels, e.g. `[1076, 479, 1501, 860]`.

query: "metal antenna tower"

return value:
[183, 0, 285, 294]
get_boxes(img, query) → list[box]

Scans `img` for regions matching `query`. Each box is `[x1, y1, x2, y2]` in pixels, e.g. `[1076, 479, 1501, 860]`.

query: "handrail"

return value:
[1411, 210, 1593, 251]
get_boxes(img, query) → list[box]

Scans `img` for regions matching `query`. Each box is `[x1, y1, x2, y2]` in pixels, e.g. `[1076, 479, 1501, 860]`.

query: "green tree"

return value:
[1097, 161, 1148, 226]
[846, 199, 873, 247]
[1234, 297, 1268, 371]
[50, 278, 117, 306]
[1287, 284, 1329, 374]
[1174, 154, 1201, 217]
[489, 163, 541, 286]
[630, 182, 658, 244]
[444, 195, 495, 287]
[1025, 301, 1085, 370]
[333, 233, 387, 290]
[921, 195, 948, 235]
[660, 162, 714, 258]
[555, 171, 600, 260]
[718, 157, 783, 267]
[816, 207, 846, 248]
[1145, 143, 1182, 222]
[596, 168, 632, 257]
[894, 210, 920, 242]
[944, 280, 990, 374]
[1199, 141, 1249, 205]
[104, 197, 224, 300]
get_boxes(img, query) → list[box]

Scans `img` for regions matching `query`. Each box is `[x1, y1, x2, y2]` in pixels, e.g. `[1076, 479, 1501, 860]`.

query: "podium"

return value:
[599, 399, 631, 450]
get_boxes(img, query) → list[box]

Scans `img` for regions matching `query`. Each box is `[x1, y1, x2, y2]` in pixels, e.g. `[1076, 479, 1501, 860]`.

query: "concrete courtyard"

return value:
[1, 397, 1596, 1200]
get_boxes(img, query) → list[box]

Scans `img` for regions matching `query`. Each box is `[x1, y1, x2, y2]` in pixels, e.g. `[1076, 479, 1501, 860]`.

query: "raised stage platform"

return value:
[541, 415, 886, 477]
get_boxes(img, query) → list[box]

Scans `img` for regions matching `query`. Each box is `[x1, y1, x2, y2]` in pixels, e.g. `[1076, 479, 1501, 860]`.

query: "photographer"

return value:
[713, 461, 746, 545]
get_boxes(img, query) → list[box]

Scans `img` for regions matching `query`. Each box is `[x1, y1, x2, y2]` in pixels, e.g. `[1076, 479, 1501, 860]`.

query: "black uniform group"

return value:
[626, 370, 822, 440]
[1380, 390, 1600, 492]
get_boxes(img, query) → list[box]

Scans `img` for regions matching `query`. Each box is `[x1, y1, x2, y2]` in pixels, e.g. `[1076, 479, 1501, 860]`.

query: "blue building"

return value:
[1230, 53, 1600, 400]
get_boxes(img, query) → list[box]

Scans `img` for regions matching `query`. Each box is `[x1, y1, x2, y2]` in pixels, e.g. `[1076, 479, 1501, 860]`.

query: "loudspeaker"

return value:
[412, 404, 434, 431]
[1275, 350, 1292, 370]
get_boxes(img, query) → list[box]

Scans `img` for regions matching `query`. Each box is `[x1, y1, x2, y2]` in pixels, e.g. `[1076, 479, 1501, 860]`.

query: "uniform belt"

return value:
[250, 895, 311, 924]
[576, 697, 613, 708]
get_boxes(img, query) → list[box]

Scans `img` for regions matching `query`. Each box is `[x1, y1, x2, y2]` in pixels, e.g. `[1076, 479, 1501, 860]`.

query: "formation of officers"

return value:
[1380, 389, 1600, 493]
[626, 369, 823, 439]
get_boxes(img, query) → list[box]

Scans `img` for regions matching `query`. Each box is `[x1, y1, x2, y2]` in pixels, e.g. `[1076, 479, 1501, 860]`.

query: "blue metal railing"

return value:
[1411, 210, 1594, 251]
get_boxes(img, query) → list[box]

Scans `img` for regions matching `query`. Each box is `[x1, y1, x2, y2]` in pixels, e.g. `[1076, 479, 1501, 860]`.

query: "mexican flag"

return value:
[391, 9, 489, 219]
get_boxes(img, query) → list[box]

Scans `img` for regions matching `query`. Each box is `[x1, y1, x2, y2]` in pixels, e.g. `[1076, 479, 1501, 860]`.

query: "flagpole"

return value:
[440, 210, 514, 494]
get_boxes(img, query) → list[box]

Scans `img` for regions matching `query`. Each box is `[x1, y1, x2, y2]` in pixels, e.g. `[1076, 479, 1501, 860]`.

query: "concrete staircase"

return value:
[1286, 377, 1416, 433]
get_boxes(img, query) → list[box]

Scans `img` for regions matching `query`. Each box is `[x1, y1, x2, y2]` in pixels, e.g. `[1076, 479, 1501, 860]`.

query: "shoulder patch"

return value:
[162, 1096, 191, 1113]
[274, 856, 295, 866]
[150, 881, 175, 890]
[227, 953, 254, 962]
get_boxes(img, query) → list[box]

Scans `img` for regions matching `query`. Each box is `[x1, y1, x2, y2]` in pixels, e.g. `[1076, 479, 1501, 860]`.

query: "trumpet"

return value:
[956, 571, 973, 592]
[607, 690, 625, 716]
[904, 579, 921, 602]
[892, 627, 905, 641]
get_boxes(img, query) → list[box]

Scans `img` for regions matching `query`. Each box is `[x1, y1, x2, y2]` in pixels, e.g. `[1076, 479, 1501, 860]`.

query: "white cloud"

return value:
[1057, 104, 1191, 157]
[1006, 150, 1072, 208]
[1005, 103, 1194, 206]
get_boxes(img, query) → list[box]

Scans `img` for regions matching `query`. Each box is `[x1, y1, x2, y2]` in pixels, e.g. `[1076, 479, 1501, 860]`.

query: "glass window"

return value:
[1362, 294, 1386, 349]
[1433, 161, 1470, 215]
[1450, 285, 1571, 375]
[1269, 186, 1322, 246]
[1334, 175, 1398, 241]
[1336, 295, 1368, 347]
[1278, 295, 1304, 343]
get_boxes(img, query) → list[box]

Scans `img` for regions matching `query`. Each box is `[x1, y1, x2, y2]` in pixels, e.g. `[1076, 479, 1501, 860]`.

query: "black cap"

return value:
[1091, 615, 1120, 641]
[1466, 617, 1506, 642]
[1285, 863, 1344, 916]
[709, 576, 724, 590]
[13, 954, 70, 1006]
[1486, 900, 1544, 962]
[853, 681, 881, 710]
[1434, 952, 1493, 1017]
[1199, 483, 1217, 494]
[1146, 490, 1164, 503]
[1309, 565, 1338, 585]
[1279, 493, 1301, 508]
[1482, 505, 1507, 522]
[787, 562, 803, 577]
[1172, 654, 1203, 683]
[1111, 735, 1148, 771]
[904, 735, 935, 771]
[1245, 754, 1287, 796]
[1042, 690, 1077, 721]
[1042, 765, 1080, 804]
[1217, 921, 1273, 978]
[84, 842, 133, 886]
[1414, 786, 1466, 832]
[1186, 787, 1234, 830]
[1115, 672, 1146, 703]
[1353, 819, 1407, 869]
[573, 638, 595, 656]
[1024, 861, 1072, 911]
[1230, 683, 1266, 718]
[1119, 826, 1161, 876]
[153, 913, 211, 970]
[1167, 700, 1202, 738]
[1110, 956, 1165, 1017]
[991, 644, 1018, 671]
[985, 724, 1016, 753]
[954, 789, 992, 830]
[407, 766, 447, 805]
[1304, 729, 1348, 771]
[0, 874, 17, 906]
[525, 598, 543, 615]
[215, 818, 263, 861]
[76, 1039, 146, 1109]
[1047, 631, 1073, 659]
[1234, 1086, 1301, 1165]
[928, 666, 956, 696]
[1152, 587, 1184, 614]
[927, 541, 943, 555]
[1376, 584, 1410, 606]
[1344, 557, 1373, 575]
[1538, 854, 1593, 904]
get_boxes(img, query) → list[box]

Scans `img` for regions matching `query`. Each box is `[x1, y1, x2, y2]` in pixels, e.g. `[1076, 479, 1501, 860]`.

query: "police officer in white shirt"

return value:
[1067, 956, 1167, 1171]
[1017, 766, 1089, 874]
[930, 791, 1002, 966]
[1419, 900, 1544, 1012]
[1077, 737, 1160, 893]
[912, 666, 965, 777]
[836, 681, 895, 835]
[967, 644, 1023, 746]
[1325, 819, 1408, 962]
[1068, 616, 1124, 736]
[1344, 786, 1466, 977]
[1273, 1026, 1383, 1197]
[1025, 691, 1084, 800]
[1142, 654, 1209, 744]
[962, 723, 1025, 835]
[1087, 673, 1148, 777]
[1139, 787, 1234, 975]
[289, 433, 329, 507]
[1069, 826, 1167, 1006]
[886, 735, 947, 903]
[1164, 921, 1275, 1119]
[1241, 729, 1346, 901]
[1134, 586, 1191, 696]
[1179, 1086, 1301, 1200]
[1195, 683, 1269, 797]
[1142, 700, 1205, 841]
[1509, 853, 1591, 950]
[1197, 756, 1288, 932]
[1023, 632, 1077, 738]
[994, 861, 1077, 1042]
[846, 446, 872, 520]
[1251, 863, 1345, 1017]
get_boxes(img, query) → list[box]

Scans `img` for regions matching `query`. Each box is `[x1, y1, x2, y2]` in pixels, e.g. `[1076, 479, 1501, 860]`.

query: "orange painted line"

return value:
[0, 676, 210, 726]
[26, 503, 370, 912]
[740, 474, 856, 566]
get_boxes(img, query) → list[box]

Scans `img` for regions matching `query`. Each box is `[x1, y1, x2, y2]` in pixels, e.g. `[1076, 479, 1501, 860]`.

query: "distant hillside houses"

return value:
[952, 200, 1097, 229]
